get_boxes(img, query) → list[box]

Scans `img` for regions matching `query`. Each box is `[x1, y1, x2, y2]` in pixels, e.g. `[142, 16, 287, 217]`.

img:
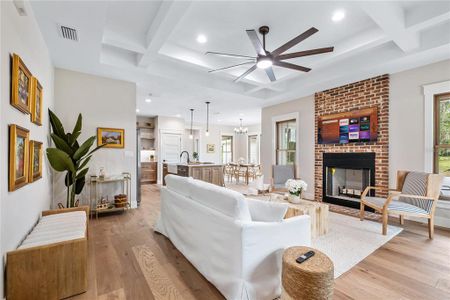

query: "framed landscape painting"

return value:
[9, 125, 30, 191]
[29, 141, 43, 183]
[11, 54, 32, 114]
[97, 127, 125, 148]
[30, 77, 43, 125]
[207, 144, 215, 153]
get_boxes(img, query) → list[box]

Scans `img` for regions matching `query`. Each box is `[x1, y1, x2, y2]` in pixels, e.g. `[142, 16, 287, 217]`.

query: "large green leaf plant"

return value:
[47, 109, 106, 208]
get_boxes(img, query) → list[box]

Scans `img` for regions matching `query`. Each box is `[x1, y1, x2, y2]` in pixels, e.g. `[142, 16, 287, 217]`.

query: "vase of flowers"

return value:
[285, 179, 308, 204]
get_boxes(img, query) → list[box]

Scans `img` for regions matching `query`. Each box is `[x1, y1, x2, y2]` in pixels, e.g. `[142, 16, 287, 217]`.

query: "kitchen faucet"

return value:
[180, 151, 190, 164]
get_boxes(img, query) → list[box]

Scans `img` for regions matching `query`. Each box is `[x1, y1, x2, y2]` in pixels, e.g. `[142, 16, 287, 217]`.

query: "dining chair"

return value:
[360, 170, 444, 238]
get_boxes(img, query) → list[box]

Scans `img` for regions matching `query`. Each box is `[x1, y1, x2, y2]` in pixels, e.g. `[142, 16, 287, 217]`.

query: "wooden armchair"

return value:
[360, 171, 443, 238]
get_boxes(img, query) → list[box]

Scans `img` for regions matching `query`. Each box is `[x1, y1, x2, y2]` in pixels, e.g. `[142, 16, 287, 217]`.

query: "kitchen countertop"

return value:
[164, 162, 223, 167]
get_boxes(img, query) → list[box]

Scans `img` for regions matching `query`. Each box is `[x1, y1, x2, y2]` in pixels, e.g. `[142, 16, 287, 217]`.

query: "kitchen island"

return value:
[162, 163, 224, 186]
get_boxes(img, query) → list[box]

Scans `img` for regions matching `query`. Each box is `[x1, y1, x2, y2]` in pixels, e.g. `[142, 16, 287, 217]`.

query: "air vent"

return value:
[60, 25, 78, 41]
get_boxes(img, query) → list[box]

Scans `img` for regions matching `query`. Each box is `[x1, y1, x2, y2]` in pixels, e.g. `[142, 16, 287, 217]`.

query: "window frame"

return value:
[434, 93, 450, 174]
[276, 119, 297, 165]
[221, 135, 233, 164]
[247, 134, 259, 164]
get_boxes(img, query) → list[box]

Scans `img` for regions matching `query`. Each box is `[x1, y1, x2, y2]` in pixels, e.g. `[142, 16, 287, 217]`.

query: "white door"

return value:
[161, 133, 182, 163]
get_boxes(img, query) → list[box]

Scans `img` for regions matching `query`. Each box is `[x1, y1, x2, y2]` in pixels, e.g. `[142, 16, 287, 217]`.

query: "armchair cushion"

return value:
[399, 172, 432, 213]
[364, 196, 428, 215]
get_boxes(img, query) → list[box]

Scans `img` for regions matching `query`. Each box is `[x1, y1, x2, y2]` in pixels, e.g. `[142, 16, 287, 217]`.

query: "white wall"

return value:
[54, 68, 137, 207]
[1, 1, 55, 296]
[389, 60, 450, 186]
[261, 95, 315, 199]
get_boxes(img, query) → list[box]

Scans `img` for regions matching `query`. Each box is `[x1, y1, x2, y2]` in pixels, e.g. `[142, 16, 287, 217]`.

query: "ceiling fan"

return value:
[206, 26, 334, 82]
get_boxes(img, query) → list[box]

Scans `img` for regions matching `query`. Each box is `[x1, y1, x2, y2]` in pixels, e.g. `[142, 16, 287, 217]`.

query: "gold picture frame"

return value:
[97, 127, 125, 148]
[9, 125, 30, 191]
[11, 54, 32, 114]
[30, 77, 43, 125]
[29, 141, 43, 183]
[207, 144, 215, 153]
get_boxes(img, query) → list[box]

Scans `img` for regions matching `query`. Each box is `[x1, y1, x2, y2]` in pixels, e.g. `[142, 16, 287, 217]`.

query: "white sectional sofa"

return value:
[155, 175, 311, 300]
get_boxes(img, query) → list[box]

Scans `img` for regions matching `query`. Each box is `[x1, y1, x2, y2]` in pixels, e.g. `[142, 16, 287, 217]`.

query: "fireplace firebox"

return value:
[322, 152, 375, 209]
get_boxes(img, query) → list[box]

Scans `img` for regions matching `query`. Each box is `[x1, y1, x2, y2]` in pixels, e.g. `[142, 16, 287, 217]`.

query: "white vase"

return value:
[288, 193, 302, 204]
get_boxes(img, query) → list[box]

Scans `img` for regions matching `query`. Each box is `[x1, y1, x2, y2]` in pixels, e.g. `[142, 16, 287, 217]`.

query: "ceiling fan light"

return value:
[256, 58, 273, 69]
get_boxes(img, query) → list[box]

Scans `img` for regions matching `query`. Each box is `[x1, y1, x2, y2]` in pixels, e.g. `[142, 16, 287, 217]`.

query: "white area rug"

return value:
[313, 212, 403, 278]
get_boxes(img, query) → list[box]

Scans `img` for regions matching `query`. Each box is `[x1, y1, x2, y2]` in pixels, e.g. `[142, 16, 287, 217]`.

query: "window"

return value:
[221, 135, 233, 164]
[276, 119, 296, 165]
[248, 135, 259, 164]
[435, 93, 450, 174]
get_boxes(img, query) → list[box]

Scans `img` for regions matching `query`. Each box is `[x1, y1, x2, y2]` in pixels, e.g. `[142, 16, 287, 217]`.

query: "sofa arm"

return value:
[246, 197, 288, 222]
[240, 216, 311, 298]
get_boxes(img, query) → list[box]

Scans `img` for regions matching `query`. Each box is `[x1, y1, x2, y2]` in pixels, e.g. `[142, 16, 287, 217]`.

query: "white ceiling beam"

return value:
[137, 0, 192, 67]
[406, 10, 450, 33]
[102, 29, 147, 54]
[359, 2, 420, 53]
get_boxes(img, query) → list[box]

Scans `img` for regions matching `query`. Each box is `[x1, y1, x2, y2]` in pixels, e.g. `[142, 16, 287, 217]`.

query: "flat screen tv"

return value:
[318, 107, 378, 144]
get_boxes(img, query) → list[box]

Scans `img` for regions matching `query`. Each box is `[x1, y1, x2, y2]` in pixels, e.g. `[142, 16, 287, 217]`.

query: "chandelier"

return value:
[234, 118, 248, 134]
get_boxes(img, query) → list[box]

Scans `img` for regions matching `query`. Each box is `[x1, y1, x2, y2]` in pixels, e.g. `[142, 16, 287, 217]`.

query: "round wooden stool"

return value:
[281, 246, 334, 300]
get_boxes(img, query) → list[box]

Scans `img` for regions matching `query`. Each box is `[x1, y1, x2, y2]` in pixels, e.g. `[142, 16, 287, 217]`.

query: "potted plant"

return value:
[285, 179, 308, 204]
[193, 152, 199, 162]
[46, 109, 106, 208]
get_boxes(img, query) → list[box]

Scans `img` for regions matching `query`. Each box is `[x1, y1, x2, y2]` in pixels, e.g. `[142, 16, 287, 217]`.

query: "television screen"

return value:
[318, 107, 378, 144]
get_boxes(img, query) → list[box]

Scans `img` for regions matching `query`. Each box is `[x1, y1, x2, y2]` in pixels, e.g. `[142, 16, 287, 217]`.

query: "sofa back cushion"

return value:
[165, 175, 193, 198]
[190, 179, 252, 222]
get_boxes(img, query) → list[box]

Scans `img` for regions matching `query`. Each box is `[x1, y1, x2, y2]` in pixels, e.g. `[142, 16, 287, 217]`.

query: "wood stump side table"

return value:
[281, 246, 334, 300]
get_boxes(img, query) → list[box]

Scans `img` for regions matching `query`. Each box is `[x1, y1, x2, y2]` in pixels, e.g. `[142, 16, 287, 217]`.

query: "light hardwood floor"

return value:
[71, 185, 450, 300]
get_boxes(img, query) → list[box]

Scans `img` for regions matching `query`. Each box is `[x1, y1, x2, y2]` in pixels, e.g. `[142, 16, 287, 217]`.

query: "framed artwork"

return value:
[9, 125, 30, 191]
[30, 77, 43, 125]
[97, 127, 125, 148]
[29, 141, 43, 183]
[11, 54, 32, 114]
[207, 144, 215, 153]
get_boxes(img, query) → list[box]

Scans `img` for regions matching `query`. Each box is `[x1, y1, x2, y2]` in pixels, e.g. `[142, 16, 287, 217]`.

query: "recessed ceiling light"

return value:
[217, 119, 222, 122]
[196, 34, 207, 44]
[332, 10, 345, 22]
[175, 114, 181, 118]
[136, 109, 140, 113]
[145, 98, 151, 103]
[239, 113, 244, 117]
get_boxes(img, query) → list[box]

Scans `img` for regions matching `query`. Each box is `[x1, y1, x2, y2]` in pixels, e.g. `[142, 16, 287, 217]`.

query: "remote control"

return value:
[296, 250, 315, 264]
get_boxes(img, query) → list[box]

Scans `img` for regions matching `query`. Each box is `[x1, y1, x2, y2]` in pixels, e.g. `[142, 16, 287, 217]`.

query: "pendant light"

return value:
[205, 101, 210, 137]
[189, 108, 194, 139]
[234, 118, 248, 134]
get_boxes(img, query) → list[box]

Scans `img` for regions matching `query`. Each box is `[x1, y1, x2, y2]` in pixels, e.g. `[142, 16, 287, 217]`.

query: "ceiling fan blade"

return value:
[246, 30, 266, 56]
[208, 61, 255, 73]
[273, 61, 311, 72]
[277, 47, 334, 60]
[265, 67, 276, 82]
[205, 51, 256, 59]
[271, 27, 319, 56]
[233, 64, 257, 82]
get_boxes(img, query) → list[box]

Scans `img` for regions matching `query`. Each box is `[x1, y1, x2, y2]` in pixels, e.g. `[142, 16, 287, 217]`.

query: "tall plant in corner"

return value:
[47, 109, 105, 208]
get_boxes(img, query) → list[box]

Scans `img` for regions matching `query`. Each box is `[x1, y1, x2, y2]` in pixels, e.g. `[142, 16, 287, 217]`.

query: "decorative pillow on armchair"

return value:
[246, 198, 288, 222]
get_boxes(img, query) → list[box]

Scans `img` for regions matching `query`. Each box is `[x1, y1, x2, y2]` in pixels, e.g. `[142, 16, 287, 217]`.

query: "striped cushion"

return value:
[399, 172, 433, 213]
[364, 196, 428, 215]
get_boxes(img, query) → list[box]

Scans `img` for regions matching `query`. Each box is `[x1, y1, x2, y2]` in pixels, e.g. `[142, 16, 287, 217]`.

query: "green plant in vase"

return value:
[193, 151, 199, 162]
[46, 109, 106, 208]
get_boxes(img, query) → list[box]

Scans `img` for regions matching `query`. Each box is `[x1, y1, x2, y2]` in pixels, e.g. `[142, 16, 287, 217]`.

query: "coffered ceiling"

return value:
[30, 1, 450, 125]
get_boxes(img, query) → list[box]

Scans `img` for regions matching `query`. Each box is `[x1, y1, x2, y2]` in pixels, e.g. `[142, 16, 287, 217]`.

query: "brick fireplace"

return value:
[314, 74, 389, 206]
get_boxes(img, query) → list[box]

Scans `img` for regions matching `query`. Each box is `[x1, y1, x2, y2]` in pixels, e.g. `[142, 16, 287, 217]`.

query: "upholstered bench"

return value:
[6, 206, 89, 300]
